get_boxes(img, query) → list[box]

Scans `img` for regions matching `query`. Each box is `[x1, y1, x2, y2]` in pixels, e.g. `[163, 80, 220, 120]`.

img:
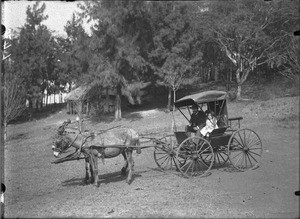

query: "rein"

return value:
[62, 134, 79, 153]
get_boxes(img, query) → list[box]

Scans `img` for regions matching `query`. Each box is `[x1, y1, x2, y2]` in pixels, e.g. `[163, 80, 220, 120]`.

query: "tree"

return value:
[199, 0, 299, 99]
[14, 2, 57, 109]
[56, 13, 91, 91]
[270, 34, 300, 83]
[2, 66, 27, 141]
[149, 1, 198, 110]
[79, 0, 151, 119]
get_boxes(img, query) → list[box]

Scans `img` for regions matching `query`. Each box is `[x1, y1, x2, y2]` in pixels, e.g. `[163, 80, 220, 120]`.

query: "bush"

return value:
[228, 90, 237, 101]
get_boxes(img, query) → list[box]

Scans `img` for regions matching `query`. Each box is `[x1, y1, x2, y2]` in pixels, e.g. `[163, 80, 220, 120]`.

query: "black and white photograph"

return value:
[1, 0, 299, 218]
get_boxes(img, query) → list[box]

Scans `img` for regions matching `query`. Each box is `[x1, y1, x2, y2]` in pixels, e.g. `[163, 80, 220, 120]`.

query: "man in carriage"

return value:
[185, 104, 206, 137]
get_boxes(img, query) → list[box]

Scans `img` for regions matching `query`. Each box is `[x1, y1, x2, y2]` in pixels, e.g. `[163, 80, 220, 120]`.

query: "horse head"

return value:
[52, 119, 72, 158]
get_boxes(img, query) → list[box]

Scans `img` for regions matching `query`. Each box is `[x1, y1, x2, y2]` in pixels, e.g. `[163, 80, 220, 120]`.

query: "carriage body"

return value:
[174, 90, 235, 148]
[154, 90, 262, 178]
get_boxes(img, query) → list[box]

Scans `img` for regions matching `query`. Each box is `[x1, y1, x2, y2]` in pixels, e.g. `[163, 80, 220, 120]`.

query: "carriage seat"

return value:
[174, 132, 189, 144]
[209, 127, 228, 137]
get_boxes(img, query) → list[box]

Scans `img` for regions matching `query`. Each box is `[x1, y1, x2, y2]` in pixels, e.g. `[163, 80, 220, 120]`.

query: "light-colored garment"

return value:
[200, 117, 218, 136]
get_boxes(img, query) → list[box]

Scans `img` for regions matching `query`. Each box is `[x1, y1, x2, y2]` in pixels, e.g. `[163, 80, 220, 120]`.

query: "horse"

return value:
[51, 120, 140, 187]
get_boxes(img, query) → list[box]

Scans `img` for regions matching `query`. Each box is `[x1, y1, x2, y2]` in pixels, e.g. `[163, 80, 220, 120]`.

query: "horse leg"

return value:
[121, 150, 128, 176]
[84, 158, 90, 183]
[126, 148, 134, 184]
[89, 158, 94, 184]
[91, 149, 99, 187]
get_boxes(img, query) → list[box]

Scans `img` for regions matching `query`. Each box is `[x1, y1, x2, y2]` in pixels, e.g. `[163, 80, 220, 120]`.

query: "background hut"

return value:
[65, 85, 116, 115]
[64, 85, 90, 114]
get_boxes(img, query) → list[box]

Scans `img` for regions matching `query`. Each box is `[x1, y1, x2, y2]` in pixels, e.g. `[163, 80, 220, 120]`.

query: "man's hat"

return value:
[191, 104, 198, 109]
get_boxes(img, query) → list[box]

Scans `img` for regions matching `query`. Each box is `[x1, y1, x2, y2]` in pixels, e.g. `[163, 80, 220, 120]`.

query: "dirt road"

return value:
[3, 96, 299, 218]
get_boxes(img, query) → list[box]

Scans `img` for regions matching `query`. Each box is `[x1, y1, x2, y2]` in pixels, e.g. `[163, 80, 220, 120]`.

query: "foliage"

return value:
[9, 2, 59, 107]
[148, 1, 201, 109]
[270, 35, 300, 83]
[78, 0, 152, 119]
[3, 0, 299, 122]
[196, 0, 299, 99]
[56, 13, 91, 92]
[2, 62, 27, 140]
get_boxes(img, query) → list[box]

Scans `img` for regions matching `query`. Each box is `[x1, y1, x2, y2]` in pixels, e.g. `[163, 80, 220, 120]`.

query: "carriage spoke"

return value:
[184, 161, 193, 175]
[247, 151, 260, 163]
[248, 150, 262, 158]
[248, 147, 262, 150]
[233, 151, 244, 167]
[198, 146, 211, 155]
[156, 153, 169, 161]
[198, 157, 210, 168]
[237, 132, 245, 148]
[248, 139, 262, 149]
[230, 149, 243, 160]
[191, 160, 196, 175]
[232, 138, 244, 149]
[195, 159, 205, 173]
[245, 152, 253, 167]
[158, 156, 170, 167]
[238, 152, 246, 168]
[245, 150, 247, 167]
[215, 151, 228, 165]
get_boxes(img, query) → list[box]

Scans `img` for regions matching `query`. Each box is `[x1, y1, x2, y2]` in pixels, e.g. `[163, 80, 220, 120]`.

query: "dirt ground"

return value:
[3, 96, 299, 218]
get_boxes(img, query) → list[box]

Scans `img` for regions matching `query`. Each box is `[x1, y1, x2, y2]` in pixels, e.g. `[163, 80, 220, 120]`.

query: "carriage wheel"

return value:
[213, 146, 229, 168]
[153, 135, 178, 170]
[203, 146, 229, 168]
[175, 136, 214, 178]
[227, 128, 262, 171]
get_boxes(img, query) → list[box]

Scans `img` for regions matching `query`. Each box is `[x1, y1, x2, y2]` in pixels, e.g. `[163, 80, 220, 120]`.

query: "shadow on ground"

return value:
[61, 171, 143, 187]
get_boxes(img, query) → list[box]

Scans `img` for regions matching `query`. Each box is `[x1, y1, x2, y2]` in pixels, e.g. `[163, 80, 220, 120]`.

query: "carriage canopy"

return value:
[174, 90, 227, 108]
[174, 90, 228, 123]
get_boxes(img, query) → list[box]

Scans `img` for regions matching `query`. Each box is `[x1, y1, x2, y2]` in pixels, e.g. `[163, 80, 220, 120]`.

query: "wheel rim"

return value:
[228, 128, 262, 171]
[176, 136, 214, 178]
[153, 135, 178, 170]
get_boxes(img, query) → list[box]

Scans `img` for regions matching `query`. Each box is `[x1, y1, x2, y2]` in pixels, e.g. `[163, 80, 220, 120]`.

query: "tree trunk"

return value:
[236, 84, 242, 100]
[114, 85, 122, 120]
[167, 87, 171, 111]
[3, 121, 7, 142]
[106, 88, 109, 113]
[40, 98, 43, 109]
[86, 100, 90, 115]
[236, 68, 242, 100]
[28, 98, 33, 110]
[173, 88, 176, 112]
[215, 65, 219, 81]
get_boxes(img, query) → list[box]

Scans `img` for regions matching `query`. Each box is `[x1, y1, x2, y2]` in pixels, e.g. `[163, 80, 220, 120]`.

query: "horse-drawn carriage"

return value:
[52, 90, 262, 186]
[154, 90, 263, 178]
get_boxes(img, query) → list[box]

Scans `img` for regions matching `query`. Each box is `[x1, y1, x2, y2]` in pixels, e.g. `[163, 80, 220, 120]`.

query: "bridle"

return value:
[53, 120, 79, 154]
[55, 133, 79, 154]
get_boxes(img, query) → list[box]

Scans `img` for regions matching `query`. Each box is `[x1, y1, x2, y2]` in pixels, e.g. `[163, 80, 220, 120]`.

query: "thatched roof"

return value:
[64, 85, 91, 101]
[64, 85, 116, 101]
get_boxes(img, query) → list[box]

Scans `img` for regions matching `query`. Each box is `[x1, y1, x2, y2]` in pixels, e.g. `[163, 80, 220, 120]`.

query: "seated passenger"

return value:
[200, 111, 218, 138]
[185, 104, 206, 137]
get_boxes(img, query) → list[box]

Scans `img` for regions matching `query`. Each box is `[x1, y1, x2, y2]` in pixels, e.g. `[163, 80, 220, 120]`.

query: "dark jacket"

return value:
[190, 111, 206, 128]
